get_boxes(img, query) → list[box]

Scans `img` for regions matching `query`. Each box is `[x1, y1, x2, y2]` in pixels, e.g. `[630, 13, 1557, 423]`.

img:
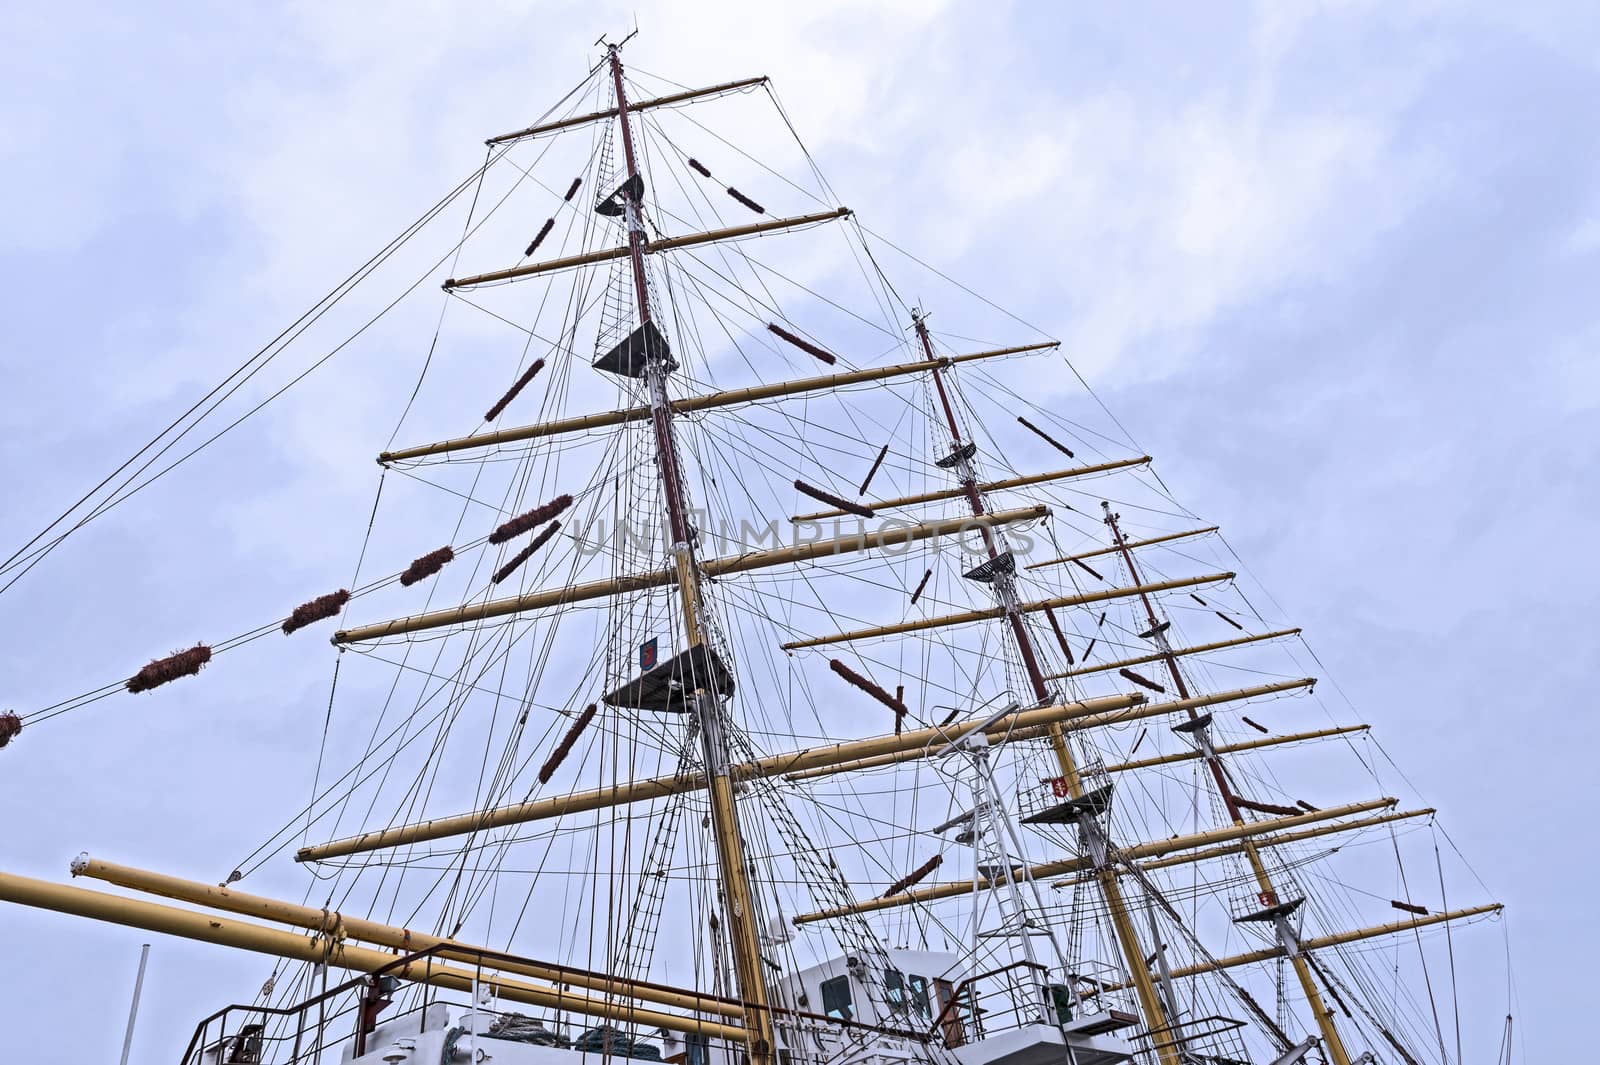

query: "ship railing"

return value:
[767, 998, 938, 1065]
[179, 943, 461, 1065]
[924, 960, 1054, 1048]
[178, 940, 941, 1065]
[177, 941, 693, 1065]
[1131, 1014, 1253, 1065]
[1064, 958, 1141, 1018]
[924, 959, 1146, 1050]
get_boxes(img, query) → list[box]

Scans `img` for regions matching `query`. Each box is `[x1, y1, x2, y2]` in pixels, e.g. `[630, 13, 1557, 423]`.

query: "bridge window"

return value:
[908, 974, 931, 1018]
[885, 968, 906, 1010]
[821, 975, 854, 1021]
[883, 969, 932, 1018]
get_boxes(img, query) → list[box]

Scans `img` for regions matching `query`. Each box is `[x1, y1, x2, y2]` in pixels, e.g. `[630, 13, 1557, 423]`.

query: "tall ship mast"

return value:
[0, 36, 1512, 1065]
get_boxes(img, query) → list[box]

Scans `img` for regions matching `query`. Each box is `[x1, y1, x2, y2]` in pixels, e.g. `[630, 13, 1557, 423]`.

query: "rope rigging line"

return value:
[0, 66, 606, 599]
[12, 55, 1515, 1065]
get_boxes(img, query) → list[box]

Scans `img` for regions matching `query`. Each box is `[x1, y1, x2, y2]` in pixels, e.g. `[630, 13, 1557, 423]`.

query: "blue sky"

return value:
[2, 2, 1595, 1062]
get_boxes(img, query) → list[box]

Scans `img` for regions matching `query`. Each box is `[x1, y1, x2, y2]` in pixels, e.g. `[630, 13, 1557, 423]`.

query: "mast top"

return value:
[596, 26, 639, 55]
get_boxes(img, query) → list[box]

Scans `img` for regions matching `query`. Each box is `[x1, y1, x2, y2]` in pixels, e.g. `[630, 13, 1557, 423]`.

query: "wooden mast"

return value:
[1100, 503, 1353, 1065]
[907, 311, 1182, 1065]
[602, 44, 776, 1065]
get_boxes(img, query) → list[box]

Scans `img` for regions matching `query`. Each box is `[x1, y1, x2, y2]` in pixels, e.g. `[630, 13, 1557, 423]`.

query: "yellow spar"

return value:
[0, 870, 745, 1041]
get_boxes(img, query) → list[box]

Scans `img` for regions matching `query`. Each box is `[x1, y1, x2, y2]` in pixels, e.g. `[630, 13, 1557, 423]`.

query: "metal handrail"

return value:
[926, 960, 1051, 1042]
[178, 944, 454, 1063]
[179, 941, 935, 1064]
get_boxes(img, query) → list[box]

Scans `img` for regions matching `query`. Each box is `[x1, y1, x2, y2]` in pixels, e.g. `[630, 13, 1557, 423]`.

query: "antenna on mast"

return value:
[597, 26, 640, 51]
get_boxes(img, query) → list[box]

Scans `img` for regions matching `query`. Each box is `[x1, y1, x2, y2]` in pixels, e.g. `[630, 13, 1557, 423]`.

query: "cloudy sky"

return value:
[2, 2, 1596, 1062]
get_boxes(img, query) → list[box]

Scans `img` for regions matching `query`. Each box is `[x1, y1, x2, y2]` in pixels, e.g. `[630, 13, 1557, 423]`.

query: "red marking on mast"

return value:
[912, 311, 1057, 706]
[609, 48, 697, 553]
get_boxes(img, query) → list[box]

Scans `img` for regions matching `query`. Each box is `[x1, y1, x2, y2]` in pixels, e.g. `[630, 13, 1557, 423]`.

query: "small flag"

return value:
[640, 638, 659, 671]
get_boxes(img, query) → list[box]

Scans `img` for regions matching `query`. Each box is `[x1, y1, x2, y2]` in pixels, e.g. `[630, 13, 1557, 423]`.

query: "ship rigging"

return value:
[0, 35, 1509, 1065]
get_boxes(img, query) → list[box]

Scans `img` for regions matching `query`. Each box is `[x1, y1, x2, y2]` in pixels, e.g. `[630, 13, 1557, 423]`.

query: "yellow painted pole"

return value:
[445, 208, 850, 289]
[1046, 629, 1302, 681]
[1036, 721, 1182, 1065]
[71, 856, 744, 1019]
[1104, 724, 1367, 773]
[334, 505, 1047, 645]
[790, 797, 1397, 924]
[1025, 526, 1220, 570]
[789, 457, 1151, 522]
[1039, 807, 1434, 883]
[1097, 504, 1354, 1064]
[379, 344, 1049, 464]
[297, 691, 1146, 862]
[1139, 807, 1431, 870]
[1100, 904, 1503, 985]
[297, 677, 1313, 864]
[786, 718, 1359, 784]
[0, 871, 745, 1040]
[487, 77, 771, 144]
[1001, 678, 1317, 744]
[780, 572, 1236, 650]
[1241, 839, 1354, 1065]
